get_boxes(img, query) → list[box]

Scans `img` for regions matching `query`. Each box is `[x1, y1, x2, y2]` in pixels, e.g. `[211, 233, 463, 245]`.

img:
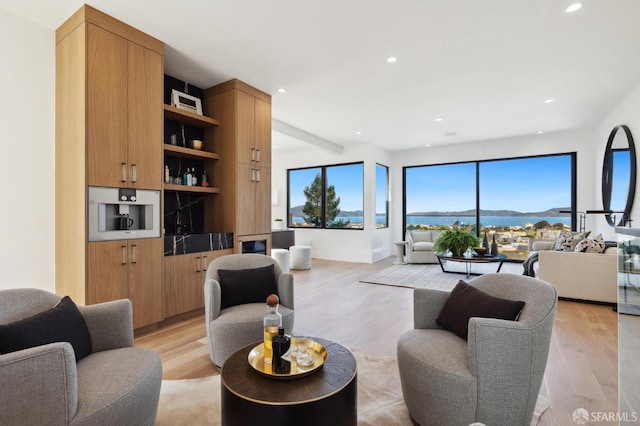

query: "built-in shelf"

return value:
[164, 184, 220, 194]
[163, 104, 220, 127]
[164, 144, 220, 160]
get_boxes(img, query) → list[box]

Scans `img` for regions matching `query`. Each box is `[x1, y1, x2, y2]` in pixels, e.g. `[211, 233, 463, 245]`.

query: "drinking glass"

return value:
[296, 337, 314, 367]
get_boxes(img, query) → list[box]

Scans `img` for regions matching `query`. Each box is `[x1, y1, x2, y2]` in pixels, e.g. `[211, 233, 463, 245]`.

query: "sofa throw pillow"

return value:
[554, 231, 587, 252]
[0, 296, 92, 361]
[574, 233, 606, 253]
[436, 281, 525, 340]
[218, 264, 277, 309]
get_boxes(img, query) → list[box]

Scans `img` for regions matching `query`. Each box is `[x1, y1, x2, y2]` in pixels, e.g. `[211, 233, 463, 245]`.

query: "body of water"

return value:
[292, 215, 571, 227]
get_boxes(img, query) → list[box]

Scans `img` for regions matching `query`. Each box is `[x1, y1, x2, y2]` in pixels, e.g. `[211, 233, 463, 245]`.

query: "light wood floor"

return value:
[135, 257, 619, 425]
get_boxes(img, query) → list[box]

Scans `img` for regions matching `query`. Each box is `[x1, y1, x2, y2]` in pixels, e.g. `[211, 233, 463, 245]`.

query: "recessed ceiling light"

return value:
[537, 130, 545, 134]
[435, 118, 443, 122]
[277, 88, 286, 93]
[425, 144, 431, 147]
[355, 131, 362, 135]
[565, 3, 582, 13]
[444, 132, 457, 137]
[386, 56, 398, 63]
[543, 98, 555, 103]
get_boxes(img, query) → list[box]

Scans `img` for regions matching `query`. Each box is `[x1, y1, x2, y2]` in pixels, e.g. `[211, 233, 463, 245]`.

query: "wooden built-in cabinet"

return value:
[55, 5, 164, 328]
[204, 80, 273, 251]
[163, 249, 232, 317]
[88, 239, 162, 329]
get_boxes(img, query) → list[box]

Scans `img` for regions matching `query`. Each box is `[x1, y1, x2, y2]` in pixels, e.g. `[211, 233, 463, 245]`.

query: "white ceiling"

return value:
[3, 0, 640, 153]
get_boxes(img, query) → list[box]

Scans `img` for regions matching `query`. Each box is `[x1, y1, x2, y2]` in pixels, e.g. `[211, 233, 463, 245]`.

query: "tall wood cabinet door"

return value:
[87, 241, 129, 305]
[254, 98, 271, 168]
[236, 163, 257, 236]
[128, 42, 162, 189]
[163, 253, 202, 317]
[86, 24, 128, 187]
[255, 166, 271, 234]
[128, 238, 162, 328]
[236, 91, 256, 165]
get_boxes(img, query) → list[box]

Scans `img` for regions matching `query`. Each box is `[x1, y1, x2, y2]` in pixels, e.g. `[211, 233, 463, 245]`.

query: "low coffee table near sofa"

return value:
[220, 337, 357, 425]
[435, 253, 507, 278]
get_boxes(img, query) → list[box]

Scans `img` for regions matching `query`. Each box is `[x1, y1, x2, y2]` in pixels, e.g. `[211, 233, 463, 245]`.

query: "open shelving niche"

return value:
[163, 102, 221, 236]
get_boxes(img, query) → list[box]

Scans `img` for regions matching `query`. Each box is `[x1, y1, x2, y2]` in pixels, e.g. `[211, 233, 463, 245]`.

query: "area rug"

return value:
[155, 350, 548, 425]
[359, 262, 523, 290]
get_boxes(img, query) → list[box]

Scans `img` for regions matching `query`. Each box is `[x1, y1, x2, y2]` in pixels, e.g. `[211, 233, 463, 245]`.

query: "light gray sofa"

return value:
[528, 239, 618, 304]
[397, 273, 557, 426]
[0, 288, 162, 426]
[204, 254, 294, 367]
[406, 230, 441, 263]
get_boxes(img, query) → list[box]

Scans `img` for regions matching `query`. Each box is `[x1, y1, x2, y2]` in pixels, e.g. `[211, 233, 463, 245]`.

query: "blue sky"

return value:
[405, 155, 573, 213]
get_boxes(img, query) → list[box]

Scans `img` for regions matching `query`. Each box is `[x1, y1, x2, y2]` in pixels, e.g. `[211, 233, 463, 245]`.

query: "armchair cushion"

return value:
[0, 296, 92, 361]
[218, 264, 277, 309]
[436, 281, 525, 340]
[413, 241, 434, 251]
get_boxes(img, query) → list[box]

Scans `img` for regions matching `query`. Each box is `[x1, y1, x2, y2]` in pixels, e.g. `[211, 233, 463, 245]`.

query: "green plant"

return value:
[433, 227, 481, 256]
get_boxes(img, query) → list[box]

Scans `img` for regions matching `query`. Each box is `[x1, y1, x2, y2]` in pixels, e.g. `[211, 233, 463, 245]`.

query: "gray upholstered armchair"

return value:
[0, 288, 162, 426]
[406, 230, 441, 263]
[204, 254, 294, 367]
[397, 273, 557, 426]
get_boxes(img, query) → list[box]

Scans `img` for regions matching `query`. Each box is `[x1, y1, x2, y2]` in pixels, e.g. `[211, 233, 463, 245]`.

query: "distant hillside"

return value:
[406, 208, 570, 217]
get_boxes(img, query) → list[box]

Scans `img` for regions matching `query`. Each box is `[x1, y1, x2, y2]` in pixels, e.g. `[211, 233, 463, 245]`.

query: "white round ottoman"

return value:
[290, 245, 312, 270]
[271, 248, 290, 273]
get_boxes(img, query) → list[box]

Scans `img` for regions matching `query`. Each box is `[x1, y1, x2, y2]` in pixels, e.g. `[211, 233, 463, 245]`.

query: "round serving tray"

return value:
[247, 340, 327, 380]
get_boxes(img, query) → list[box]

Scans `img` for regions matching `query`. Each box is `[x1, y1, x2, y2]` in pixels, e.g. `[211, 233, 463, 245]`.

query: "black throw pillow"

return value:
[0, 296, 92, 361]
[436, 280, 525, 340]
[218, 264, 277, 309]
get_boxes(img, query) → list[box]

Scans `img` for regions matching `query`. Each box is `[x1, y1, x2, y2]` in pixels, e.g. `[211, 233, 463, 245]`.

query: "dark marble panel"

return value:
[164, 191, 205, 235]
[164, 232, 234, 256]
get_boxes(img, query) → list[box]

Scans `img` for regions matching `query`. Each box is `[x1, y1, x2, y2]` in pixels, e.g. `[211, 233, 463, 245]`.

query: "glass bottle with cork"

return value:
[263, 294, 282, 365]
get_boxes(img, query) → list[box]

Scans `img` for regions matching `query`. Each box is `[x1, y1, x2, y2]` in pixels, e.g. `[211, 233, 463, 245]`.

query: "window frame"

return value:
[402, 152, 577, 235]
[287, 161, 365, 230]
[375, 163, 390, 229]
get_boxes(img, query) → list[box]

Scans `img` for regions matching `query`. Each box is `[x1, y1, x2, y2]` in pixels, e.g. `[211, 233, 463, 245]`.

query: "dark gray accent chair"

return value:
[0, 288, 162, 426]
[204, 254, 294, 368]
[397, 273, 557, 426]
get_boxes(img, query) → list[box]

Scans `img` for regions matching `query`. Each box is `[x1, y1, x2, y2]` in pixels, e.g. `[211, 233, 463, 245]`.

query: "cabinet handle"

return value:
[256, 149, 261, 163]
[256, 169, 261, 182]
[251, 148, 256, 162]
[251, 169, 256, 182]
[202, 256, 208, 271]
[131, 245, 137, 264]
[121, 245, 127, 265]
[196, 256, 202, 272]
[121, 163, 127, 183]
[131, 164, 137, 183]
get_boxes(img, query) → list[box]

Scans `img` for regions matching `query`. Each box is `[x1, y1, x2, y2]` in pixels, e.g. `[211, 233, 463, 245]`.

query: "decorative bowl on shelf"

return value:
[474, 247, 488, 256]
[189, 139, 203, 150]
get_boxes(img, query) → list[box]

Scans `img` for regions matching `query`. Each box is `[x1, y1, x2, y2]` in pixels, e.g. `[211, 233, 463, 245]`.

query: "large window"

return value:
[376, 164, 389, 229]
[288, 162, 364, 229]
[404, 153, 575, 259]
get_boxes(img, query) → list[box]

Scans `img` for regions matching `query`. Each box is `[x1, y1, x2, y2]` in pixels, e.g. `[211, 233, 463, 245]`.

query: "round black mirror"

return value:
[602, 124, 636, 226]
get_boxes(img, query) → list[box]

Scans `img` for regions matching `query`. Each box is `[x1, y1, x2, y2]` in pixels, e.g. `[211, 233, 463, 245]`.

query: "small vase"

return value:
[491, 234, 498, 256]
[482, 232, 489, 250]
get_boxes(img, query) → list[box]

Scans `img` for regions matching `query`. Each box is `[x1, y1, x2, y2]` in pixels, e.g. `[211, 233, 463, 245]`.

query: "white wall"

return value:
[271, 144, 393, 263]
[594, 81, 640, 240]
[0, 9, 55, 291]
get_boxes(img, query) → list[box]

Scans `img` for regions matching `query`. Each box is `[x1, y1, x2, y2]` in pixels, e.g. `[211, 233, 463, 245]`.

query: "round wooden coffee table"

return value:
[220, 337, 357, 425]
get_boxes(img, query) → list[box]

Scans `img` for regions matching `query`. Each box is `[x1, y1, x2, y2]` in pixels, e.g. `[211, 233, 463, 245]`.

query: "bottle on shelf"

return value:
[202, 169, 209, 187]
[272, 327, 291, 374]
[263, 294, 282, 365]
[164, 165, 170, 184]
[191, 168, 198, 186]
[182, 168, 188, 185]
[186, 168, 192, 186]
